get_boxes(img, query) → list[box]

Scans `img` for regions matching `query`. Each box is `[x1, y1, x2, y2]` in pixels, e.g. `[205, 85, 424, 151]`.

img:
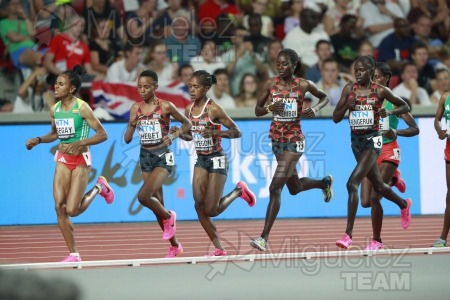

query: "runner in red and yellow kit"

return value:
[250, 48, 332, 252]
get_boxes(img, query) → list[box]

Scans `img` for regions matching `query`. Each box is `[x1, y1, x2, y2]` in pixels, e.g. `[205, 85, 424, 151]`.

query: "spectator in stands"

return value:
[411, 14, 444, 62]
[323, 0, 359, 36]
[0, 0, 44, 69]
[244, 13, 273, 57]
[152, 0, 189, 39]
[197, 0, 239, 23]
[431, 68, 450, 104]
[284, 0, 303, 34]
[190, 40, 226, 74]
[243, 0, 274, 38]
[435, 46, 450, 72]
[213, 13, 236, 55]
[305, 40, 332, 83]
[282, 3, 330, 68]
[378, 18, 415, 75]
[314, 58, 346, 106]
[13, 66, 54, 112]
[409, 0, 449, 43]
[83, 0, 125, 47]
[164, 12, 202, 67]
[144, 40, 178, 87]
[393, 62, 432, 106]
[177, 63, 194, 92]
[105, 42, 145, 83]
[222, 26, 266, 96]
[88, 18, 120, 78]
[359, 0, 405, 48]
[261, 39, 283, 80]
[43, 14, 97, 82]
[125, 0, 159, 45]
[206, 68, 236, 109]
[411, 42, 436, 94]
[330, 14, 362, 73]
[235, 73, 259, 108]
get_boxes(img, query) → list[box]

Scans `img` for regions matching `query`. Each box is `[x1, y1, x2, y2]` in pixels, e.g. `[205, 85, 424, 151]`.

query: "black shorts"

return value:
[351, 132, 383, 158]
[195, 151, 228, 176]
[271, 139, 305, 157]
[140, 147, 174, 174]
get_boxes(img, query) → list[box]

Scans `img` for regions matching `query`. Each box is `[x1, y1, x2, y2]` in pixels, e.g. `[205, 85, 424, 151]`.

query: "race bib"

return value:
[55, 118, 76, 139]
[296, 140, 305, 154]
[372, 135, 383, 149]
[390, 147, 401, 160]
[138, 119, 162, 145]
[273, 98, 298, 122]
[379, 117, 389, 131]
[211, 156, 226, 169]
[82, 151, 92, 166]
[165, 152, 174, 166]
[193, 132, 213, 151]
[349, 110, 374, 130]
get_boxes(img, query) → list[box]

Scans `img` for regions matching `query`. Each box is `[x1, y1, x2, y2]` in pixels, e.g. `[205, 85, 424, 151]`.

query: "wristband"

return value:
[266, 105, 271, 113]
[36, 137, 41, 144]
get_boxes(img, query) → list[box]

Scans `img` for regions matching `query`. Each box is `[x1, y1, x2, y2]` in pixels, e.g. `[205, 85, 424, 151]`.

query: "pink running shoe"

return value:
[61, 255, 82, 262]
[401, 198, 412, 229]
[392, 169, 406, 193]
[336, 234, 352, 249]
[209, 248, 228, 256]
[365, 239, 384, 251]
[165, 243, 183, 258]
[97, 176, 115, 204]
[237, 181, 256, 207]
[162, 210, 176, 240]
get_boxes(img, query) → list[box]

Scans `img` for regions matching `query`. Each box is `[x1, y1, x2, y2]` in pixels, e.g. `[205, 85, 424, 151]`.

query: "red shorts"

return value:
[55, 151, 91, 172]
[377, 140, 401, 166]
[445, 140, 450, 162]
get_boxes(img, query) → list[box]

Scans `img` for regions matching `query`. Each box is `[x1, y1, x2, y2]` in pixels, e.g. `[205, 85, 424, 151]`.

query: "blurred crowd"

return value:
[0, 0, 449, 116]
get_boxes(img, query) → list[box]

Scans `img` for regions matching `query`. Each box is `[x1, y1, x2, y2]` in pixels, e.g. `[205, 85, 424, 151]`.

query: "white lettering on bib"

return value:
[55, 118, 75, 139]
[349, 110, 374, 130]
[273, 97, 298, 122]
[138, 119, 162, 145]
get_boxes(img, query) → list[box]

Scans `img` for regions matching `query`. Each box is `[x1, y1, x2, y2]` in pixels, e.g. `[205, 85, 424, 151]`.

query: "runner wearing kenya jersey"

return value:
[175, 70, 256, 256]
[250, 48, 333, 252]
[333, 56, 412, 250]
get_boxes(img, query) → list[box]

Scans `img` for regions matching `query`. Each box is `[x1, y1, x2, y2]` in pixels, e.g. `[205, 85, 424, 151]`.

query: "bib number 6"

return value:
[372, 136, 383, 149]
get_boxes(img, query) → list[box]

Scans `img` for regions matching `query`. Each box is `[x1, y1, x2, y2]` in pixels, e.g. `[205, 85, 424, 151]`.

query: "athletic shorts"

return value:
[195, 151, 228, 176]
[140, 147, 174, 174]
[271, 138, 305, 157]
[54, 150, 91, 172]
[445, 140, 450, 163]
[377, 139, 401, 166]
[351, 132, 382, 158]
